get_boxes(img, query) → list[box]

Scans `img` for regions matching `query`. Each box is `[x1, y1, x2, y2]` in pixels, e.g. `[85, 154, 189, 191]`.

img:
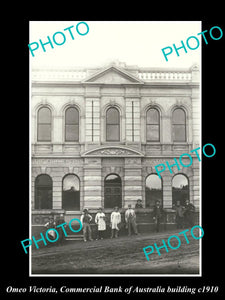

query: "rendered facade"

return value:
[31, 61, 200, 231]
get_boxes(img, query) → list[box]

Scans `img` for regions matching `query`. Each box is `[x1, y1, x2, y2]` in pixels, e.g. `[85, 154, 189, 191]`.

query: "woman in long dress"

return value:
[110, 206, 121, 238]
[95, 207, 106, 240]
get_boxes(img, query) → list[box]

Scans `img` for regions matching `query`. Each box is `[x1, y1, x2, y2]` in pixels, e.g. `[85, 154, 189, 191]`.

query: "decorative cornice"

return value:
[81, 146, 144, 157]
[31, 63, 199, 85]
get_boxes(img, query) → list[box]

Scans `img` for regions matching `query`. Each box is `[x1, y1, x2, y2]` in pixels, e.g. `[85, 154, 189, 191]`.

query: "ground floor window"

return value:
[145, 174, 163, 208]
[62, 174, 80, 210]
[104, 174, 122, 208]
[35, 174, 52, 209]
[172, 174, 189, 206]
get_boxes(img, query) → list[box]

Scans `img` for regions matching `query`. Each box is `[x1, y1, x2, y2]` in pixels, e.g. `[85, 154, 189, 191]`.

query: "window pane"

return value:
[173, 125, 186, 142]
[105, 174, 121, 183]
[106, 125, 119, 141]
[62, 174, 80, 210]
[66, 107, 79, 124]
[38, 124, 51, 141]
[106, 108, 119, 124]
[38, 107, 51, 123]
[147, 125, 159, 141]
[173, 109, 185, 124]
[172, 174, 189, 206]
[147, 108, 159, 124]
[63, 174, 80, 191]
[172, 174, 188, 188]
[65, 125, 79, 141]
[36, 174, 52, 186]
[145, 174, 162, 208]
[35, 175, 52, 209]
[35, 188, 52, 209]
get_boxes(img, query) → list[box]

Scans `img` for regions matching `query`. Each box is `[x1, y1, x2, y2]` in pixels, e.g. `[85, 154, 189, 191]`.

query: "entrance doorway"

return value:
[104, 174, 122, 208]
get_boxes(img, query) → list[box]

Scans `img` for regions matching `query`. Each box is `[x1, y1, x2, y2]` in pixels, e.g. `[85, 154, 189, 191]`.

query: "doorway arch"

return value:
[104, 174, 122, 208]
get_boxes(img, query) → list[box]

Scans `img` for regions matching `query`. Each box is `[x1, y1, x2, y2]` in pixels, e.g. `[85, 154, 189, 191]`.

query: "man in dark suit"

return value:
[175, 200, 185, 229]
[135, 199, 143, 208]
[152, 200, 164, 232]
[184, 199, 195, 228]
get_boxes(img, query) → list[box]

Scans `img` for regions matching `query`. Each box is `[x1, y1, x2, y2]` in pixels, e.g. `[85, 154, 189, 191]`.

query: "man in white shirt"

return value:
[110, 206, 121, 238]
[125, 204, 139, 236]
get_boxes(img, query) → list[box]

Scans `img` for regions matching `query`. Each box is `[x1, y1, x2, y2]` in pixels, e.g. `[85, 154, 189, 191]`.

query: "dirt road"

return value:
[31, 229, 200, 275]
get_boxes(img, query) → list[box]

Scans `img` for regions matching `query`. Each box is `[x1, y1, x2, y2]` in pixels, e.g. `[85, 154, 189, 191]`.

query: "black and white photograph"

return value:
[29, 21, 201, 276]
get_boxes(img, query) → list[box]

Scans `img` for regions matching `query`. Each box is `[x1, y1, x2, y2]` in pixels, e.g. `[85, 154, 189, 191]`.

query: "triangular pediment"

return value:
[81, 146, 144, 157]
[82, 65, 143, 84]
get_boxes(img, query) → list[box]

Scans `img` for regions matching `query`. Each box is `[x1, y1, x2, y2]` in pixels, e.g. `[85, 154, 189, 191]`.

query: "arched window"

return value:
[65, 107, 79, 142]
[35, 174, 52, 209]
[145, 174, 163, 208]
[172, 108, 186, 142]
[104, 174, 122, 208]
[62, 174, 80, 210]
[37, 107, 51, 142]
[106, 107, 120, 141]
[146, 108, 160, 141]
[172, 174, 189, 207]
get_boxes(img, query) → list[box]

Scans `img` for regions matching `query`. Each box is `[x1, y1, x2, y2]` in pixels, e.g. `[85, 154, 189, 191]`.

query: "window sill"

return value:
[101, 141, 125, 145]
[35, 142, 52, 144]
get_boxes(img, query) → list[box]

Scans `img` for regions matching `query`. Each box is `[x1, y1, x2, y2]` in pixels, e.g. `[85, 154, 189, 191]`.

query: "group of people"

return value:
[80, 199, 195, 242]
[174, 199, 195, 229]
[44, 199, 195, 243]
[80, 205, 139, 242]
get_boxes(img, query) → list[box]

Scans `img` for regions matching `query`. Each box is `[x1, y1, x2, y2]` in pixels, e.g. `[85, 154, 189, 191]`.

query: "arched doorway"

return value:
[104, 174, 122, 208]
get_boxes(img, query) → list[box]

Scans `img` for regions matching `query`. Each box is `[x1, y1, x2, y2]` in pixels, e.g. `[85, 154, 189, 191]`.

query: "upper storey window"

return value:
[37, 107, 51, 142]
[65, 107, 79, 142]
[146, 108, 160, 142]
[106, 107, 120, 141]
[172, 108, 186, 142]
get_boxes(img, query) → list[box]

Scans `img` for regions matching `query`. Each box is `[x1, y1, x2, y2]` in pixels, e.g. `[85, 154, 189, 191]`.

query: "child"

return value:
[95, 207, 106, 240]
[110, 206, 121, 238]
[80, 209, 93, 242]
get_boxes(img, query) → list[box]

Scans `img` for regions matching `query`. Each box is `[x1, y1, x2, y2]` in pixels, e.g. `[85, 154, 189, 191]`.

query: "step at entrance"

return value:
[65, 234, 84, 241]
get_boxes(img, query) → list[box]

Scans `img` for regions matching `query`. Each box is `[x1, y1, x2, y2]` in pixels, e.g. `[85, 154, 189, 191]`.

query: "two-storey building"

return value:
[31, 61, 200, 234]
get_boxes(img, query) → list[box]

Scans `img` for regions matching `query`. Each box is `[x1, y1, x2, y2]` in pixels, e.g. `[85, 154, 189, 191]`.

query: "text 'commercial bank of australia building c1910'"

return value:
[31, 61, 200, 236]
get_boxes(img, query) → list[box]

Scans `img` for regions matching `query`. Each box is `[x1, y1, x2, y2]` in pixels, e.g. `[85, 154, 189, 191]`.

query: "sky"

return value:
[29, 21, 201, 69]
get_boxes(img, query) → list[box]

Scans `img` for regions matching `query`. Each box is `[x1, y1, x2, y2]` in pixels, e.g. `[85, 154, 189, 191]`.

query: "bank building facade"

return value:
[31, 61, 200, 237]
